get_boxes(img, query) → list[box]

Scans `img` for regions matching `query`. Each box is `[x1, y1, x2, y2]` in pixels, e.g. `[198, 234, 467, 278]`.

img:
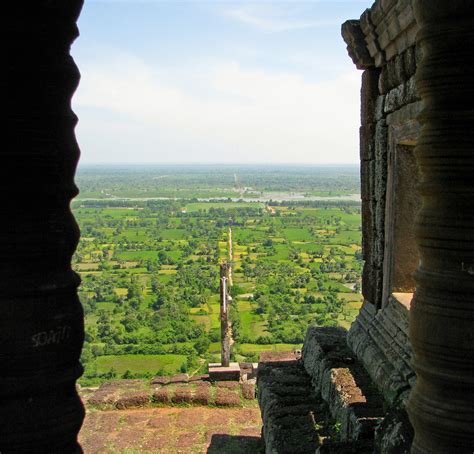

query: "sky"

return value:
[72, 0, 370, 165]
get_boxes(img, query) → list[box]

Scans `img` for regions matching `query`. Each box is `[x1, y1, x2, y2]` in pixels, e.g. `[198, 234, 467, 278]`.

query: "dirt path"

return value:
[79, 406, 262, 453]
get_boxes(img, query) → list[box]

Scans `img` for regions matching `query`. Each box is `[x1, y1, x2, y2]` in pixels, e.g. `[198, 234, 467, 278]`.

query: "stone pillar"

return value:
[220, 263, 231, 367]
[1, 2, 85, 452]
[408, 2, 474, 452]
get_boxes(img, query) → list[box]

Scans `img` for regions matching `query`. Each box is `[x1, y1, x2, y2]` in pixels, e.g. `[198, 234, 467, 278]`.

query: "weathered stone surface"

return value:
[360, 158, 374, 202]
[403, 46, 417, 79]
[316, 440, 374, 453]
[150, 376, 170, 385]
[215, 389, 241, 407]
[115, 392, 150, 410]
[189, 374, 209, 383]
[374, 407, 414, 454]
[193, 387, 211, 405]
[347, 298, 413, 407]
[257, 353, 319, 453]
[362, 262, 377, 305]
[152, 388, 170, 403]
[361, 195, 375, 257]
[302, 328, 384, 442]
[379, 46, 417, 94]
[360, 125, 376, 162]
[384, 76, 420, 114]
[172, 386, 194, 404]
[208, 363, 240, 382]
[341, 20, 375, 70]
[361, 68, 380, 125]
[375, 95, 385, 121]
[168, 373, 189, 384]
[242, 383, 256, 400]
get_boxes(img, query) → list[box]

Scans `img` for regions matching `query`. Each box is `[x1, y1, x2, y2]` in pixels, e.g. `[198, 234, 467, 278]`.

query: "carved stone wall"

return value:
[342, 0, 421, 409]
[2, 2, 85, 452]
[342, 1, 474, 452]
[343, 0, 421, 311]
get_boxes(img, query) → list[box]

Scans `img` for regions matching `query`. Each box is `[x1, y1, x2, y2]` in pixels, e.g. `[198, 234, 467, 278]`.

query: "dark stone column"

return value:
[1, 1, 85, 452]
[408, 1, 474, 452]
[220, 263, 231, 367]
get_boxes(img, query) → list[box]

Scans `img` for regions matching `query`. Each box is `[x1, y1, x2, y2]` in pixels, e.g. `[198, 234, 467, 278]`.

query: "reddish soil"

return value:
[79, 406, 262, 453]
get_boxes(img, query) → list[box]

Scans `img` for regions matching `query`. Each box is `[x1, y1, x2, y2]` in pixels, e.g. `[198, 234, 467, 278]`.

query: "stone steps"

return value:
[302, 327, 385, 445]
[257, 331, 386, 453]
[257, 352, 320, 453]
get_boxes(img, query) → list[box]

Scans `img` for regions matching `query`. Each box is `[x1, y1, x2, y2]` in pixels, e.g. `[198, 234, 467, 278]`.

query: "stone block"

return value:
[152, 388, 170, 403]
[360, 158, 374, 201]
[379, 67, 390, 95]
[375, 120, 388, 160]
[393, 54, 407, 87]
[374, 407, 414, 454]
[302, 328, 384, 443]
[115, 392, 150, 410]
[259, 351, 300, 365]
[193, 386, 211, 405]
[360, 125, 375, 162]
[415, 43, 423, 65]
[188, 374, 209, 383]
[341, 20, 375, 70]
[374, 195, 386, 239]
[171, 387, 194, 404]
[242, 383, 256, 400]
[216, 380, 240, 389]
[151, 376, 170, 385]
[362, 262, 378, 305]
[386, 58, 399, 91]
[257, 355, 319, 453]
[384, 84, 404, 113]
[374, 160, 387, 207]
[361, 198, 375, 262]
[374, 267, 384, 309]
[208, 362, 240, 382]
[403, 46, 417, 78]
[361, 68, 380, 125]
[168, 373, 189, 384]
[375, 95, 385, 121]
[404, 75, 419, 104]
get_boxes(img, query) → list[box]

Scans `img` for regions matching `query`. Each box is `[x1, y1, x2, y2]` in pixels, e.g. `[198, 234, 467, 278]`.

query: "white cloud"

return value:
[223, 4, 339, 33]
[73, 53, 360, 164]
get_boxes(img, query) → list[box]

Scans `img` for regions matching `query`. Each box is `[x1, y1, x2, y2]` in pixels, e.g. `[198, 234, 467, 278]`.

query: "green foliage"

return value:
[74, 166, 362, 383]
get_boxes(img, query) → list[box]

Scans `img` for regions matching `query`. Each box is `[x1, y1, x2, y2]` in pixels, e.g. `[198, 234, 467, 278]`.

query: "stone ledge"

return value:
[302, 327, 384, 443]
[347, 300, 414, 406]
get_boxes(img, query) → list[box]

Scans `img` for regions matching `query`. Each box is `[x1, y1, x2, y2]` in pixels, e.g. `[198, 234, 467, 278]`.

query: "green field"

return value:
[73, 165, 362, 385]
[93, 354, 187, 374]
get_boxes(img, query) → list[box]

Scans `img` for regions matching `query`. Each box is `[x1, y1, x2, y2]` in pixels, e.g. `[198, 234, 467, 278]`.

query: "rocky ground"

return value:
[79, 406, 262, 453]
[78, 376, 262, 453]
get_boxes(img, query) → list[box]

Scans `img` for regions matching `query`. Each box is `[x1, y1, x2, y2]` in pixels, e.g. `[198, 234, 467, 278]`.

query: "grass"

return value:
[93, 354, 187, 375]
[237, 343, 302, 354]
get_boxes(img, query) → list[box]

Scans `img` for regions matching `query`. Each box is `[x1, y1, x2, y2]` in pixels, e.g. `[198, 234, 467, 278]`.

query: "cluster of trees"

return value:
[74, 195, 362, 385]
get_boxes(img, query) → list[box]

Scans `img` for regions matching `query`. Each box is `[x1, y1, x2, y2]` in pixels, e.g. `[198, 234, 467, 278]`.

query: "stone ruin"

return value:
[257, 1, 474, 453]
[1, 0, 473, 452]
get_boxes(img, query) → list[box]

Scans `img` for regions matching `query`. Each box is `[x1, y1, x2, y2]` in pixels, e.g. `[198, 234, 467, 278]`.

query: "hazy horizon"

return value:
[77, 162, 360, 167]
